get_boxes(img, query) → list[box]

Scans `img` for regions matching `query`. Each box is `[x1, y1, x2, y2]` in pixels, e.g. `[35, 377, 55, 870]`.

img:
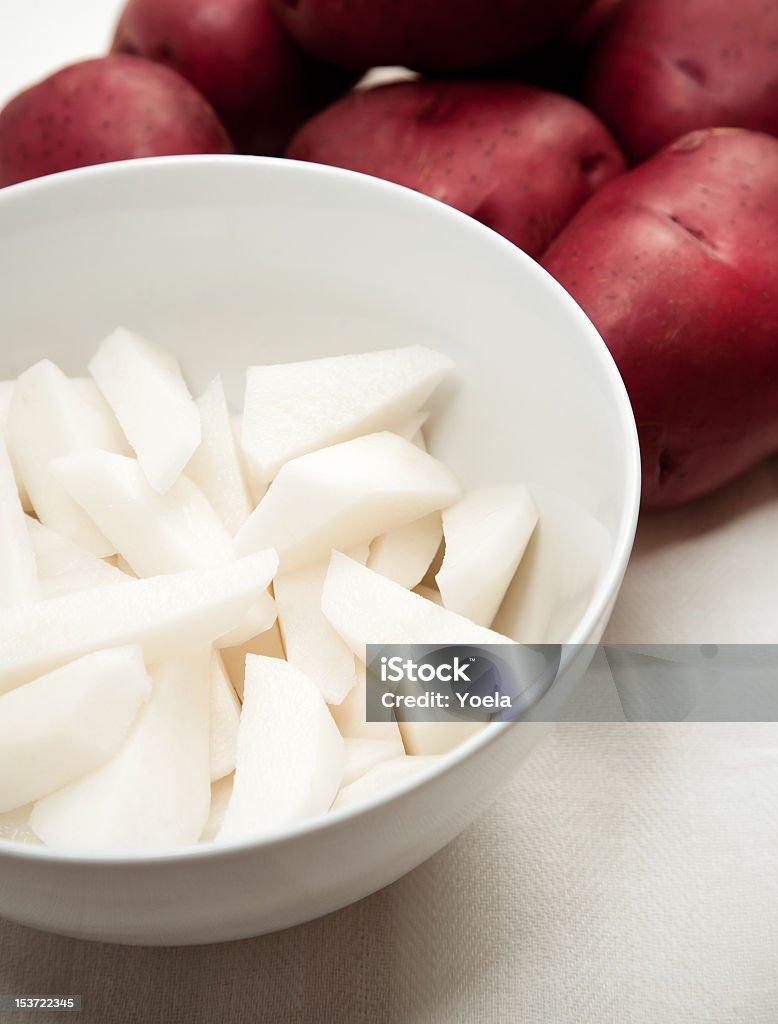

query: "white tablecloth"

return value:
[2, 7, 778, 1020]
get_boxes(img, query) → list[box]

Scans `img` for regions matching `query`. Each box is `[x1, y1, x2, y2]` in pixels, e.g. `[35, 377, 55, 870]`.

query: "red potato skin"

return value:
[586, 0, 778, 162]
[542, 129, 778, 509]
[269, 0, 592, 72]
[112, 0, 357, 155]
[0, 55, 232, 188]
[286, 82, 626, 259]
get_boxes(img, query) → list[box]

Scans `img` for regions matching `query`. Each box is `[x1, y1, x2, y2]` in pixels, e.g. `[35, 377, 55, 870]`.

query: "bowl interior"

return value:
[0, 155, 638, 646]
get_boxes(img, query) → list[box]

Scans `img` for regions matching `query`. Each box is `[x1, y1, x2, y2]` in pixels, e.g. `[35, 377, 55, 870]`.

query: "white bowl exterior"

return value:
[0, 157, 638, 943]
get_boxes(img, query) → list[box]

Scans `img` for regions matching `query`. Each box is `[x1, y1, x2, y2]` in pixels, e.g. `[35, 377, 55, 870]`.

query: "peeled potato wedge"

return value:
[342, 736, 405, 786]
[368, 512, 442, 590]
[0, 427, 37, 607]
[332, 756, 443, 812]
[187, 375, 253, 535]
[322, 552, 514, 657]
[7, 360, 124, 555]
[30, 650, 211, 852]
[200, 774, 234, 842]
[436, 484, 538, 627]
[0, 382, 32, 511]
[241, 345, 452, 485]
[214, 592, 278, 649]
[236, 432, 460, 571]
[274, 545, 368, 705]
[53, 448, 235, 576]
[219, 621, 285, 698]
[209, 650, 241, 782]
[0, 646, 151, 812]
[27, 516, 125, 599]
[0, 549, 278, 694]
[89, 327, 201, 493]
[217, 656, 345, 841]
[328, 663, 404, 746]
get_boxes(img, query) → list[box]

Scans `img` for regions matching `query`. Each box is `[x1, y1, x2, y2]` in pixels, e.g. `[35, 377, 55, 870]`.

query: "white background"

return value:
[1, 3, 778, 1020]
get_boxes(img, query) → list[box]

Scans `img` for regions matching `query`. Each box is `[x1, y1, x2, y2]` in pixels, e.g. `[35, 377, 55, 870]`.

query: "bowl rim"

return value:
[0, 154, 640, 866]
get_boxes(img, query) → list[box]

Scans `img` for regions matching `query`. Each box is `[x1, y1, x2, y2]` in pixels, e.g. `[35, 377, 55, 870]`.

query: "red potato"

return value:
[542, 128, 778, 509]
[269, 0, 593, 72]
[286, 82, 626, 258]
[112, 0, 357, 155]
[586, 0, 778, 161]
[0, 56, 231, 188]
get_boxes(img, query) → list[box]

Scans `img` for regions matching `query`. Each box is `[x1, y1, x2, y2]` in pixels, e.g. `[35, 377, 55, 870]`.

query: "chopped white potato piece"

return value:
[0, 804, 41, 846]
[230, 411, 264, 499]
[68, 378, 130, 453]
[27, 517, 126, 599]
[331, 756, 443, 812]
[492, 485, 607, 644]
[30, 651, 211, 852]
[89, 327, 201, 493]
[342, 737, 405, 787]
[367, 512, 442, 590]
[234, 416, 268, 509]
[235, 432, 460, 571]
[214, 591, 277, 649]
[200, 774, 234, 842]
[52, 449, 235, 576]
[2, 378, 126, 513]
[275, 545, 368, 705]
[217, 656, 345, 841]
[187, 375, 253, 535]
[0, 647, 150, 812]
[436, 484, 538, 627]
[0, 428, 37, 607]
[329, 663, 404, 745]
[322, 553, 514, 659]
[220, 622, 285, 698]
[7, 360, 126, 554]
[398, 718, 485, 757]
[0, 549, 278, 694]
[0, 382, 31, 511]
[209, 650, 241, 782]
[241, 346, 452, 485]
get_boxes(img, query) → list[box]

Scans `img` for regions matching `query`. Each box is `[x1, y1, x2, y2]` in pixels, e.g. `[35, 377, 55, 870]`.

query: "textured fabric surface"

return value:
[1, 8, 778, 1019]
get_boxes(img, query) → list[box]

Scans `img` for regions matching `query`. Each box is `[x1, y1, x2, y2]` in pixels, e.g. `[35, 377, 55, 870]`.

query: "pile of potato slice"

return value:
[0, 329, 538, 853]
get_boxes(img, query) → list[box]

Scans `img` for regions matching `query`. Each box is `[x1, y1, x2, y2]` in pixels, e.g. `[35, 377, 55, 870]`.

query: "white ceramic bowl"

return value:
[0, 156, 639, 945]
